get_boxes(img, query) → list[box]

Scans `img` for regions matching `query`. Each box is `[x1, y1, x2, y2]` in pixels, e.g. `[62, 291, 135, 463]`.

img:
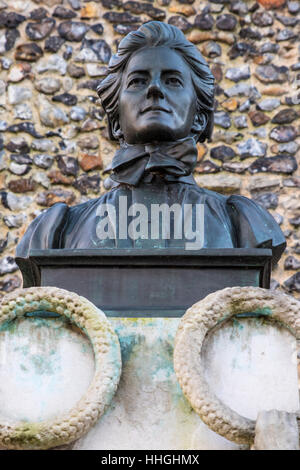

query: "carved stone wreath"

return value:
[174, 286, 300, 445]
[0, 286, 122, 450]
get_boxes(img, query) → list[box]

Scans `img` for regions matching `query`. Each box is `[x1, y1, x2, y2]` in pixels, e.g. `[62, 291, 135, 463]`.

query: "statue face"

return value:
[118, 46, 198, 144]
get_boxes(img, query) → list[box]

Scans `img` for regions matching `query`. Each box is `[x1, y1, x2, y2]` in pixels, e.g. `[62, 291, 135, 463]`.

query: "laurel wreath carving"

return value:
[0, 286, 122, 450]
[174, 286, 300, 445]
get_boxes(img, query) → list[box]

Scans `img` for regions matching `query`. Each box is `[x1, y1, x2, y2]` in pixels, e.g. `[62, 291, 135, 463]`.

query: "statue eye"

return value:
[127, 77, 148, 88]
[165, 76, 182, 86]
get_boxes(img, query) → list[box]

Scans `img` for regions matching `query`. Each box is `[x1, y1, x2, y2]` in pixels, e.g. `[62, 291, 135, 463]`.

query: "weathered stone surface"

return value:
[225, 83, 260, 100]
[248, 111, 270, 127]
[31, 139, 56, 153]
[0, 256, 18, 275]
[30, 7, 48, 21]
[73, 174, 100, 194]
[1, 191, 32, 211]
[44, 36, 65, 53]
[123, 1, 166, 20]
[194, 12, 214, 29]
[103, 12, 139, 24]
[36, 188, 76, 206]
[271, 109, 299, 124]
[26, 18, 56, 41]
[201, 41, 222, 57]
[257, 98, 280, 111]
[39, 98, 69, 128]
[284, 272, 300, 293]
[8, 177, 36, 193]
[79, 39, 111, 63]
[67, 63, 85, 78]
[33, 153, 54, 169]
[70, 106, 86, 121]
[15, 43, 43, 61]
[252, 10, 273, 27]
[36, 54, 67, 75]
[14, 104, 33, 120]
[237, 138, 267, 159]
[249, 155, 298, 174]
[210, 145, 236, 161]
[259, 42, 279, 54]
[269, 126, 297, 142]
[195, 174, 241, 194]
[77, 135, 99, 150]
[284, 256, 300, 270]
[216, 14, 237, 30]
[254, 410, 299, 450]
[195, 159, 220, 174]
[9, 162, 30, 175]
[228, 41, 257, 59]
[52, 93, 77, 106]
[35, 77, 61, 94]
[58, 21, 89, 41]
[79, 153, 103, 171]
[168, 15, 192, 31]
[3, 213, 26, 228]
[288, 1, 300, 14]
[255, 65, 289, 83]
[8, 85, 32, 105]
[0, 11, 25, 28]
[225, 65, 250, 82]
[113, 24, 141, 35]
[276, 28, 297, 41]
[253, 192, 278, 210]
[91, 23, 104, 35]
[0, 274, 21, 292]
[240, 27, 262, 40]
[6, 122, 42, 138]
[234, 115, 248, 129]
[57, 155, 79, 176]
[53, 6, 77, 19]
[214, 111, 231, 129]
[271, 142, 299, 154]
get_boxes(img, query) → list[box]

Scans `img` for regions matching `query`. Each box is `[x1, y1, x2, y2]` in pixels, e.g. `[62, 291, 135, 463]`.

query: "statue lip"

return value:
[141, 105, 172, 114]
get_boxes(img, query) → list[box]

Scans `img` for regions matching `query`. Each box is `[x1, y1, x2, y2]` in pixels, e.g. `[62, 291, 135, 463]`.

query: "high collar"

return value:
[110, 137, 198, 187]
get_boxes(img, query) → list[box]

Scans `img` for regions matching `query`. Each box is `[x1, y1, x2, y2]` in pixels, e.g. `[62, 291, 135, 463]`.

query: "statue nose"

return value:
[146, 79, 164, 99]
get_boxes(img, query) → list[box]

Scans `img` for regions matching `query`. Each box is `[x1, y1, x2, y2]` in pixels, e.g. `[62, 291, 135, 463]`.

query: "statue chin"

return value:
[124, 123, 190, 145]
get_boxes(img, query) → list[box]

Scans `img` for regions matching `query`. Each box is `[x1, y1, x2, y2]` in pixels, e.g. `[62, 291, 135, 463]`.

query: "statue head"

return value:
[97, 21, 215, 145]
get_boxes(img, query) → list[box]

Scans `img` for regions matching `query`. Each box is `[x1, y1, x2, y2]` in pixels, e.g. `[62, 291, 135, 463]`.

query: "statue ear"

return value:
[111, 118, 123, 140]
[191, 112, 207, 135]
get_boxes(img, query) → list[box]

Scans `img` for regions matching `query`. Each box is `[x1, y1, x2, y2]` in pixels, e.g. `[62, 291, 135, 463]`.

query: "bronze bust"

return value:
[16, 22, 285, 264]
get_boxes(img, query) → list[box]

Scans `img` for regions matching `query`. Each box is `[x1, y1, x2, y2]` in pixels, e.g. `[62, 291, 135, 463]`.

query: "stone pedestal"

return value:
[0, 316, 298, 450]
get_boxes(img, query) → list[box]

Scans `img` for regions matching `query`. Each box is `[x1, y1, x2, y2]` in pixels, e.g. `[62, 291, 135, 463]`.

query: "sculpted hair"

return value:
[97, 21, 215, 143]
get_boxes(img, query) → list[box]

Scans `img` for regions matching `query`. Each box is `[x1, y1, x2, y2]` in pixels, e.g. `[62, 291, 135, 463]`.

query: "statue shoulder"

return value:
[226, 194, 286, 265]
[16, 202, 69, 258]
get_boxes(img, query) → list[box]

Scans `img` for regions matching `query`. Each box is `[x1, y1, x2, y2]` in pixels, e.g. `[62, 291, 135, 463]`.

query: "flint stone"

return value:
[0, 275, 22, 292]
[201, 41, 222, 57]
[0, 12, 25, 28]
[276, 14, 299, 26]
[225, 83, 261, 100]
[0, 257, 18, 275]
[8, 177, 36, 193]
[276, 29, 297, 41]
[77, 79, 99, 91]
[39, 100, 69, 128]
[237, 138, 267, 158]
[33, 171, 50, 189]
[214, 111, 231, 129]
[103, 12, 139, 24]
[194, 12, 214, 29]
[57, 155, 79, 176]
[70, 106, 86, 121]
[257, 98, 280, 111]
[8, 85, 31, 105]
[31, 139, 56, 153]
[228, 42, 257, 59]
[30, 7, 48, 20]
[259, 42, 279, 54]
[252, 10, 273, 26]
[249, 111, 270, 127]
[271, 109, 299, 124]
[91, 24, 104, 36]
[271, 142, 299, 154]
[7, 122, 42, 138]
[270, 126, 296, 142]
[0, 121, 7, 130]
[68, 0, 81, 8]
[52, 93, 77, 106]
[80, 39, 111, 63]
[234, 115, 248, 128]
[240, 27, 261, 40]
[67, 63, 85, 78]
[284, 272, 300, 293]
[74, 174, 100, 195]
[222, 161, 248, 173]
[168, 16, 192, 31]
[86, 64, 107, 77]
[216, 14, 237, 30]
[225, 65, 250, 82]
[1, 191, 32, 211]
[5, 28, 20, 51]
[229, 1, 248, 15]
[289, 216, 300, 227]
[253, 192, 278, 210]
[123, 2, 166, 20]
[58, 21, 89, 41]
[63, 45, 73, 60]
[6, 137, 29, 154]
[33, 154, 54, 169]
[195, 160, 220, 174]
[288, 1, 300, 13]
[9, 162, 30, 175]
[1, 57, 12, 69]
[284, 256, 300, 270]
[53, 6, 77, 18]
[35, 77, 61, 94]
[8, 63, 32, 83]
[113, 24, 141, 35]
[36, 189, 76, 207]
[255, 64, 288, 83]
[14, 104, 33, 120]
[15, 43, 43, 61]
[210, 145, 236, 161]
[44, 36, 65, 53]
[10, 153, 32, 165]
[283, 177, 300, 187]
[239, 99, 250, 112]
[3, 214, 26, 228]
[26, 18, 56, 40]
[249, 155, 298, 174]
[36, 54, 67, 75]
